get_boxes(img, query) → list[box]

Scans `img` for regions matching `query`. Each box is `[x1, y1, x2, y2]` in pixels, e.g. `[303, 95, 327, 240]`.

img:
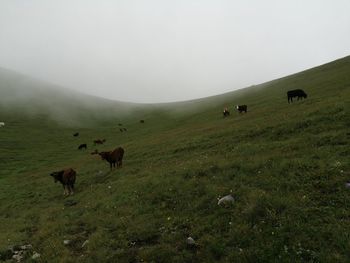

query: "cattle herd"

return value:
[223, 89, 307, 117]
[50, 89, 308, 196]
[51, 128, 127, 195]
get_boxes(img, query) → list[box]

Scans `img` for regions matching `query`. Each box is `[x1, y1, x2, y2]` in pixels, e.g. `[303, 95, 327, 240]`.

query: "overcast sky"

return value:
[0, 0, 350, 103]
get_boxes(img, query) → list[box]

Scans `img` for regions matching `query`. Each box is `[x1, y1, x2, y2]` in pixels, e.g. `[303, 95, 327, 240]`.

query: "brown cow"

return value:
[94, 139, 106, 145]
[50, 168, 76, 195]
[99, 147, 124, 170]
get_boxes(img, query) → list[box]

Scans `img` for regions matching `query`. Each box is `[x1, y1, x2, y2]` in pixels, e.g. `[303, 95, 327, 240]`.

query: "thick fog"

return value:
[0, 0, 350, 103]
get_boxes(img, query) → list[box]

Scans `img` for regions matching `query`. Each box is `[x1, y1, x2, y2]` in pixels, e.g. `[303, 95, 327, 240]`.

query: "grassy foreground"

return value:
[0, 56, 350, 262]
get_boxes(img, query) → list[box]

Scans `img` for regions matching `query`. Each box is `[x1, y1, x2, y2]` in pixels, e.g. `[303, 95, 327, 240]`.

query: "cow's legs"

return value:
[69, 185, 74, 195]
[63, 185, 68, 195]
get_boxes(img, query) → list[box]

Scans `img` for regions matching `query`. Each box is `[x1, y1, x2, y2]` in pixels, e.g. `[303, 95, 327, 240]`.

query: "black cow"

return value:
[73, 132, 79, 137]
[236, 105, 247, 113]
[78, 143, 87, 150]
[287, 89, 307, 103]
[140, 120, 145, 123]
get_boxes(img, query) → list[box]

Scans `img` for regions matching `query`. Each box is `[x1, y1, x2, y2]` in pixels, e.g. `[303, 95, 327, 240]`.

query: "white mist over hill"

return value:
[1, 1, 350, 102]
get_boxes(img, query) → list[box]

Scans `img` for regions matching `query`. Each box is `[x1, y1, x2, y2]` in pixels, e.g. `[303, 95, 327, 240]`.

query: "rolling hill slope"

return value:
[0, 56, 349, 262]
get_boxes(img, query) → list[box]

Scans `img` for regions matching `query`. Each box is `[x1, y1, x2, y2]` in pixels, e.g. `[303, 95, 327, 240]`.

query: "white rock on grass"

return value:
[32, 252, 41, 260]
[63, 240, 71, 245]
[187, 237, 195, 245]
[218, 194, 235, 205]
[12, 251, 24, 262]
[20, 244, 32, 250]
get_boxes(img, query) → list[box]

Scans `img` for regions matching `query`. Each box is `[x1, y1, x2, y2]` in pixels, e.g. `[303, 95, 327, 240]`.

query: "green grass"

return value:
[0, 56, 350, 262]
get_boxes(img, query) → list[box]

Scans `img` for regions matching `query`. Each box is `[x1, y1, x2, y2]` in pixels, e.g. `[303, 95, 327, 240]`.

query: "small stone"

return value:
[12, 251, 25, 262]
[187, 237, 195, 245]
[218, 194, 235, 205]
[20, 244, 32, 250]
[63, 240, 71, 245]
[32, 252, 41, 260]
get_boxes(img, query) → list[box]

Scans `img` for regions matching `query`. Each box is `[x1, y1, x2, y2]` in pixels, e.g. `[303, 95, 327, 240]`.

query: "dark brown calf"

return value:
[50, 168, 76, 195]
[99, 147, 125, 170]
[94, 139, 106, 145]
[78, 143, 87, 150]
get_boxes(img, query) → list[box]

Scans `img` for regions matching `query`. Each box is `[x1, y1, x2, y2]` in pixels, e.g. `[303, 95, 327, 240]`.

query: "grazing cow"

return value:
[120, 129, 123, 132]
[236, 105, 248, 113]
[140, 120, 145, 123]
[123, 128, 127, 132]
[94, 139, 106, 145]
[90, 149, 99, 155]
[78, 143, 87, 150]
[287, 89, 307, 103]
[223, 108, 230, 117]
[0, 122, 5, 127]
[73, 132, 79, 137]
[118, 123, 123, 126]
[99, 147, 125, 170]
[50, 168, 76, 195]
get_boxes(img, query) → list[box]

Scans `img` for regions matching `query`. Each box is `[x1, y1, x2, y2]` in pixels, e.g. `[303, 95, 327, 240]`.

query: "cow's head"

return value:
[99, 152, 109, 160]
[304, 93, 308, 98]
[50, 171, 64, 183]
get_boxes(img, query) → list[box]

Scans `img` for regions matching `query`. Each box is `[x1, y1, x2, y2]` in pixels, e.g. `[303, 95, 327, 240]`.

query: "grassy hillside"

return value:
[0, 56, 350, 262]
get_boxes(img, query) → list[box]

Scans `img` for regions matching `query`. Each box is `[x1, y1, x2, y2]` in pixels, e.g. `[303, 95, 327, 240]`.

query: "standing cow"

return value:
[78, 143, 87, 150]
[99, 147, 125, 170]
[223, 107, 230, 117]
[236, 105, 248, 113]
[94, 139, 106, 145]
[287, 89, 307, 103]
[50, 168, 76, 195]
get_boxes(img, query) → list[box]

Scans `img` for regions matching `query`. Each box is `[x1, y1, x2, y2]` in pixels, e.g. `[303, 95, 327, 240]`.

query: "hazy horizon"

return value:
[1, 0, 350, 103]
